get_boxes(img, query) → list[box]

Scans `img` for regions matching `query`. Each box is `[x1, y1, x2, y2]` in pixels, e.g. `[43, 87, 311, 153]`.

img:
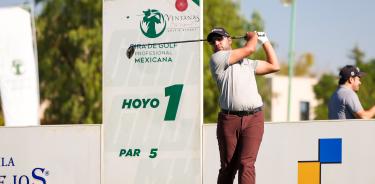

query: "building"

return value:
[267, 75, 318, 122]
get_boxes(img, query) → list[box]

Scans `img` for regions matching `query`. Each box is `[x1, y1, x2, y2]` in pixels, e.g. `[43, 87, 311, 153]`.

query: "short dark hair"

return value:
[338, 78, 348, 85]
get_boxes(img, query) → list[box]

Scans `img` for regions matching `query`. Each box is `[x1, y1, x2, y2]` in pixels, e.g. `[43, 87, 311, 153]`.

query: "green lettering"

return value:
[164, 84, 184, 121]
[132, 99, 142, 108]
[125, 149, 133, 156]
[142, 98, 151, 108]
[119, 149, 127, 157]
[134, 149, 141, 157]
[122, 99, 132, 109]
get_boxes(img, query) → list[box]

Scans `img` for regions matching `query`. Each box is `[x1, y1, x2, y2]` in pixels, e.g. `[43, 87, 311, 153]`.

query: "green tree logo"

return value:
[12, 59, 24, 75]
[140, 9, 166, 38]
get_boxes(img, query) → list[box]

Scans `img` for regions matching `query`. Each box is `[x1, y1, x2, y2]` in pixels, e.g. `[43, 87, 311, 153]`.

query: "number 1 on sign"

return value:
[164, 84, 183, 121]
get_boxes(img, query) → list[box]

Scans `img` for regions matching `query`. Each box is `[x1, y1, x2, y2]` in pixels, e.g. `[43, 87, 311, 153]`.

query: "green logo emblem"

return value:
[12, 59, 24, 75]
[140, 9, 166, 38]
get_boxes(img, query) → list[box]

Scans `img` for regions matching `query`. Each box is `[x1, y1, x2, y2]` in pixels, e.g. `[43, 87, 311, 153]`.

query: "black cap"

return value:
[207, 27, 230, 42]
[339, 65, 366, 83]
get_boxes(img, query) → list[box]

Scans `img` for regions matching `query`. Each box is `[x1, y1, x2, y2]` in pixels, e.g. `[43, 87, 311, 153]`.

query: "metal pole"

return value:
[287, 0, 296, 121]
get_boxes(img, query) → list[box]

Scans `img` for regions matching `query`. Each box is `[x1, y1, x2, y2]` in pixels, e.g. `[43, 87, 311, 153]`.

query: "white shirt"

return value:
[210, 50, 263, 111]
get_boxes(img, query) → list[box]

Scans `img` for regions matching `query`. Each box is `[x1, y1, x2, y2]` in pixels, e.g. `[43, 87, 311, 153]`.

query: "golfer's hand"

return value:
[257, 32, 269, 44]
[246, 31, 258, 41]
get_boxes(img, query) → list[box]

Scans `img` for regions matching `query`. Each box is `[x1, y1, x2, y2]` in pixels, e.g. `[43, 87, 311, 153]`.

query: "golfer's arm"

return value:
[255, 42, 280, 75]
[356, 105, 375, 119]
[228, 36, 257, 65]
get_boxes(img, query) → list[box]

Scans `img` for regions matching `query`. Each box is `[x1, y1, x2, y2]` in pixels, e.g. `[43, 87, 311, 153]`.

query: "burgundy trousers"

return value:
[216, 111, 264, 184]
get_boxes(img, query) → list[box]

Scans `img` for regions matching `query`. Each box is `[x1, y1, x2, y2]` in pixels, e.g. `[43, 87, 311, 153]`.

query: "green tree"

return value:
[36, 0, 102, 124]
[352, 47, 375, 112]
[314, 46, 375, 119]
[204, 0, 270, 123]
[0, 104, 4, 126]
[313, 74, 336, 119]
[350, 45, 365, 65]
[279, 52, 315, 77]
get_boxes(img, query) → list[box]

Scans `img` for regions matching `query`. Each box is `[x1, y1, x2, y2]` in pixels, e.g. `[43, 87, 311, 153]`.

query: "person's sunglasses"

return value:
[213, 36, 230, 42]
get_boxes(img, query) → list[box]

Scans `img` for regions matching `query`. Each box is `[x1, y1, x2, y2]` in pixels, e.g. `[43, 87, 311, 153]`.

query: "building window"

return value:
[300, 101, 310, 120]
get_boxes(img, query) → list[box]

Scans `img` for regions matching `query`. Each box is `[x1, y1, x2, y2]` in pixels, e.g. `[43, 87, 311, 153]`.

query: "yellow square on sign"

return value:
[298, 161, 320, 184]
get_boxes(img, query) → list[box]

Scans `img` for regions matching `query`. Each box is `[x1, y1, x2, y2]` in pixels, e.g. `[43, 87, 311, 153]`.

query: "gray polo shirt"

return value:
[328, 86, 363, 119]
[210, 50, 263, 111]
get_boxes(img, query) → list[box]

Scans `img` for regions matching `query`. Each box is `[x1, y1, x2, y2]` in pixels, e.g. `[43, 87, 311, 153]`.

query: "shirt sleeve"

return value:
[251, 60, 258, 74]
[243, 58, 258, 74]
[346, 92, 364, 114]
[210, 51, 230, 78]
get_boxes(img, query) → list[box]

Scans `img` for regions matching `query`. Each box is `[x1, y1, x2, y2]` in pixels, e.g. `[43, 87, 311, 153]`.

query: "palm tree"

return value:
[141, 9, 166, 38]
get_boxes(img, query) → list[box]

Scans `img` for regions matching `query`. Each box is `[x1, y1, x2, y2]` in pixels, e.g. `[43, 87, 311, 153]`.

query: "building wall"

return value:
[269, 75, 318, 122]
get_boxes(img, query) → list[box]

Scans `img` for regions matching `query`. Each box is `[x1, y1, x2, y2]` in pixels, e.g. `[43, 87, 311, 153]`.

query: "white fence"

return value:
[1, 120, 375, 183]
[0, 125, 101, 184]
[203, 120, 375, 184]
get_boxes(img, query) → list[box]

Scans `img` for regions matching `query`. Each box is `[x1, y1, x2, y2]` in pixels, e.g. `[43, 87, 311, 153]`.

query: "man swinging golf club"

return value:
[208, 27, 280, 184]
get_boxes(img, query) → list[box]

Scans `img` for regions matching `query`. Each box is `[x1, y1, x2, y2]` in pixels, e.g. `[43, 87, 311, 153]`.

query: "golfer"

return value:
[207, 27, 279, 184]
[328, 65, 375, 119]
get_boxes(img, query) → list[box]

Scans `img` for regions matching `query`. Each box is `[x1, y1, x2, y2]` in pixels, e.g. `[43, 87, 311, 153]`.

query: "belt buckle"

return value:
[246, 110, 254, 116]
[239, 110, 251, 116]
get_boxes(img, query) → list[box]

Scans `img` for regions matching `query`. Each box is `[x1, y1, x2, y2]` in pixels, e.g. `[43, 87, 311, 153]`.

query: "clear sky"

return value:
[0, 0, 32, 7]
[240, 0, 375, 74]
[2, 0, 374, 74]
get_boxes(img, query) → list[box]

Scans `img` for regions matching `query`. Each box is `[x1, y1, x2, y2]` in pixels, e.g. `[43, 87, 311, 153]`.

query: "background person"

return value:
[328, 65, 375, 119]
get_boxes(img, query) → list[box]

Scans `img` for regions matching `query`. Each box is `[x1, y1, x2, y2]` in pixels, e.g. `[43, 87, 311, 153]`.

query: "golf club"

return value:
[126, 35, 247, 59]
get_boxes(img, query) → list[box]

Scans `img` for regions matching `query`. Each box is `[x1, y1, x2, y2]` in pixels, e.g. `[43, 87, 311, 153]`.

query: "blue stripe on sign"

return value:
[319, 138, 342, 163]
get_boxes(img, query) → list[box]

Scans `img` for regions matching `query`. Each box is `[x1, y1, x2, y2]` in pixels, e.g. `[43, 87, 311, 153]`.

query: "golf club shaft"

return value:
[126, 35, 247, 59]
[130, 35, 246, 48]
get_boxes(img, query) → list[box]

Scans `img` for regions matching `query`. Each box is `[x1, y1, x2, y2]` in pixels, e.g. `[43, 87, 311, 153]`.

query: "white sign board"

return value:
[0, 125, 101, 184]
[0, 7, 39, 126]
[103, 0, 201, 183]
[203, 120, 375, 184]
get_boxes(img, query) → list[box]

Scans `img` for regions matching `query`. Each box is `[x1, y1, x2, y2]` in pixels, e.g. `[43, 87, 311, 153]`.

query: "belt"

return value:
[221, 106, 262, 116]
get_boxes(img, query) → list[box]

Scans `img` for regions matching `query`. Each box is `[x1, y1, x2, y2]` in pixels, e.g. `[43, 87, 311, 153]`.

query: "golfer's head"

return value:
[338, 65, 366, 91]
[207, 27, 232, 51]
